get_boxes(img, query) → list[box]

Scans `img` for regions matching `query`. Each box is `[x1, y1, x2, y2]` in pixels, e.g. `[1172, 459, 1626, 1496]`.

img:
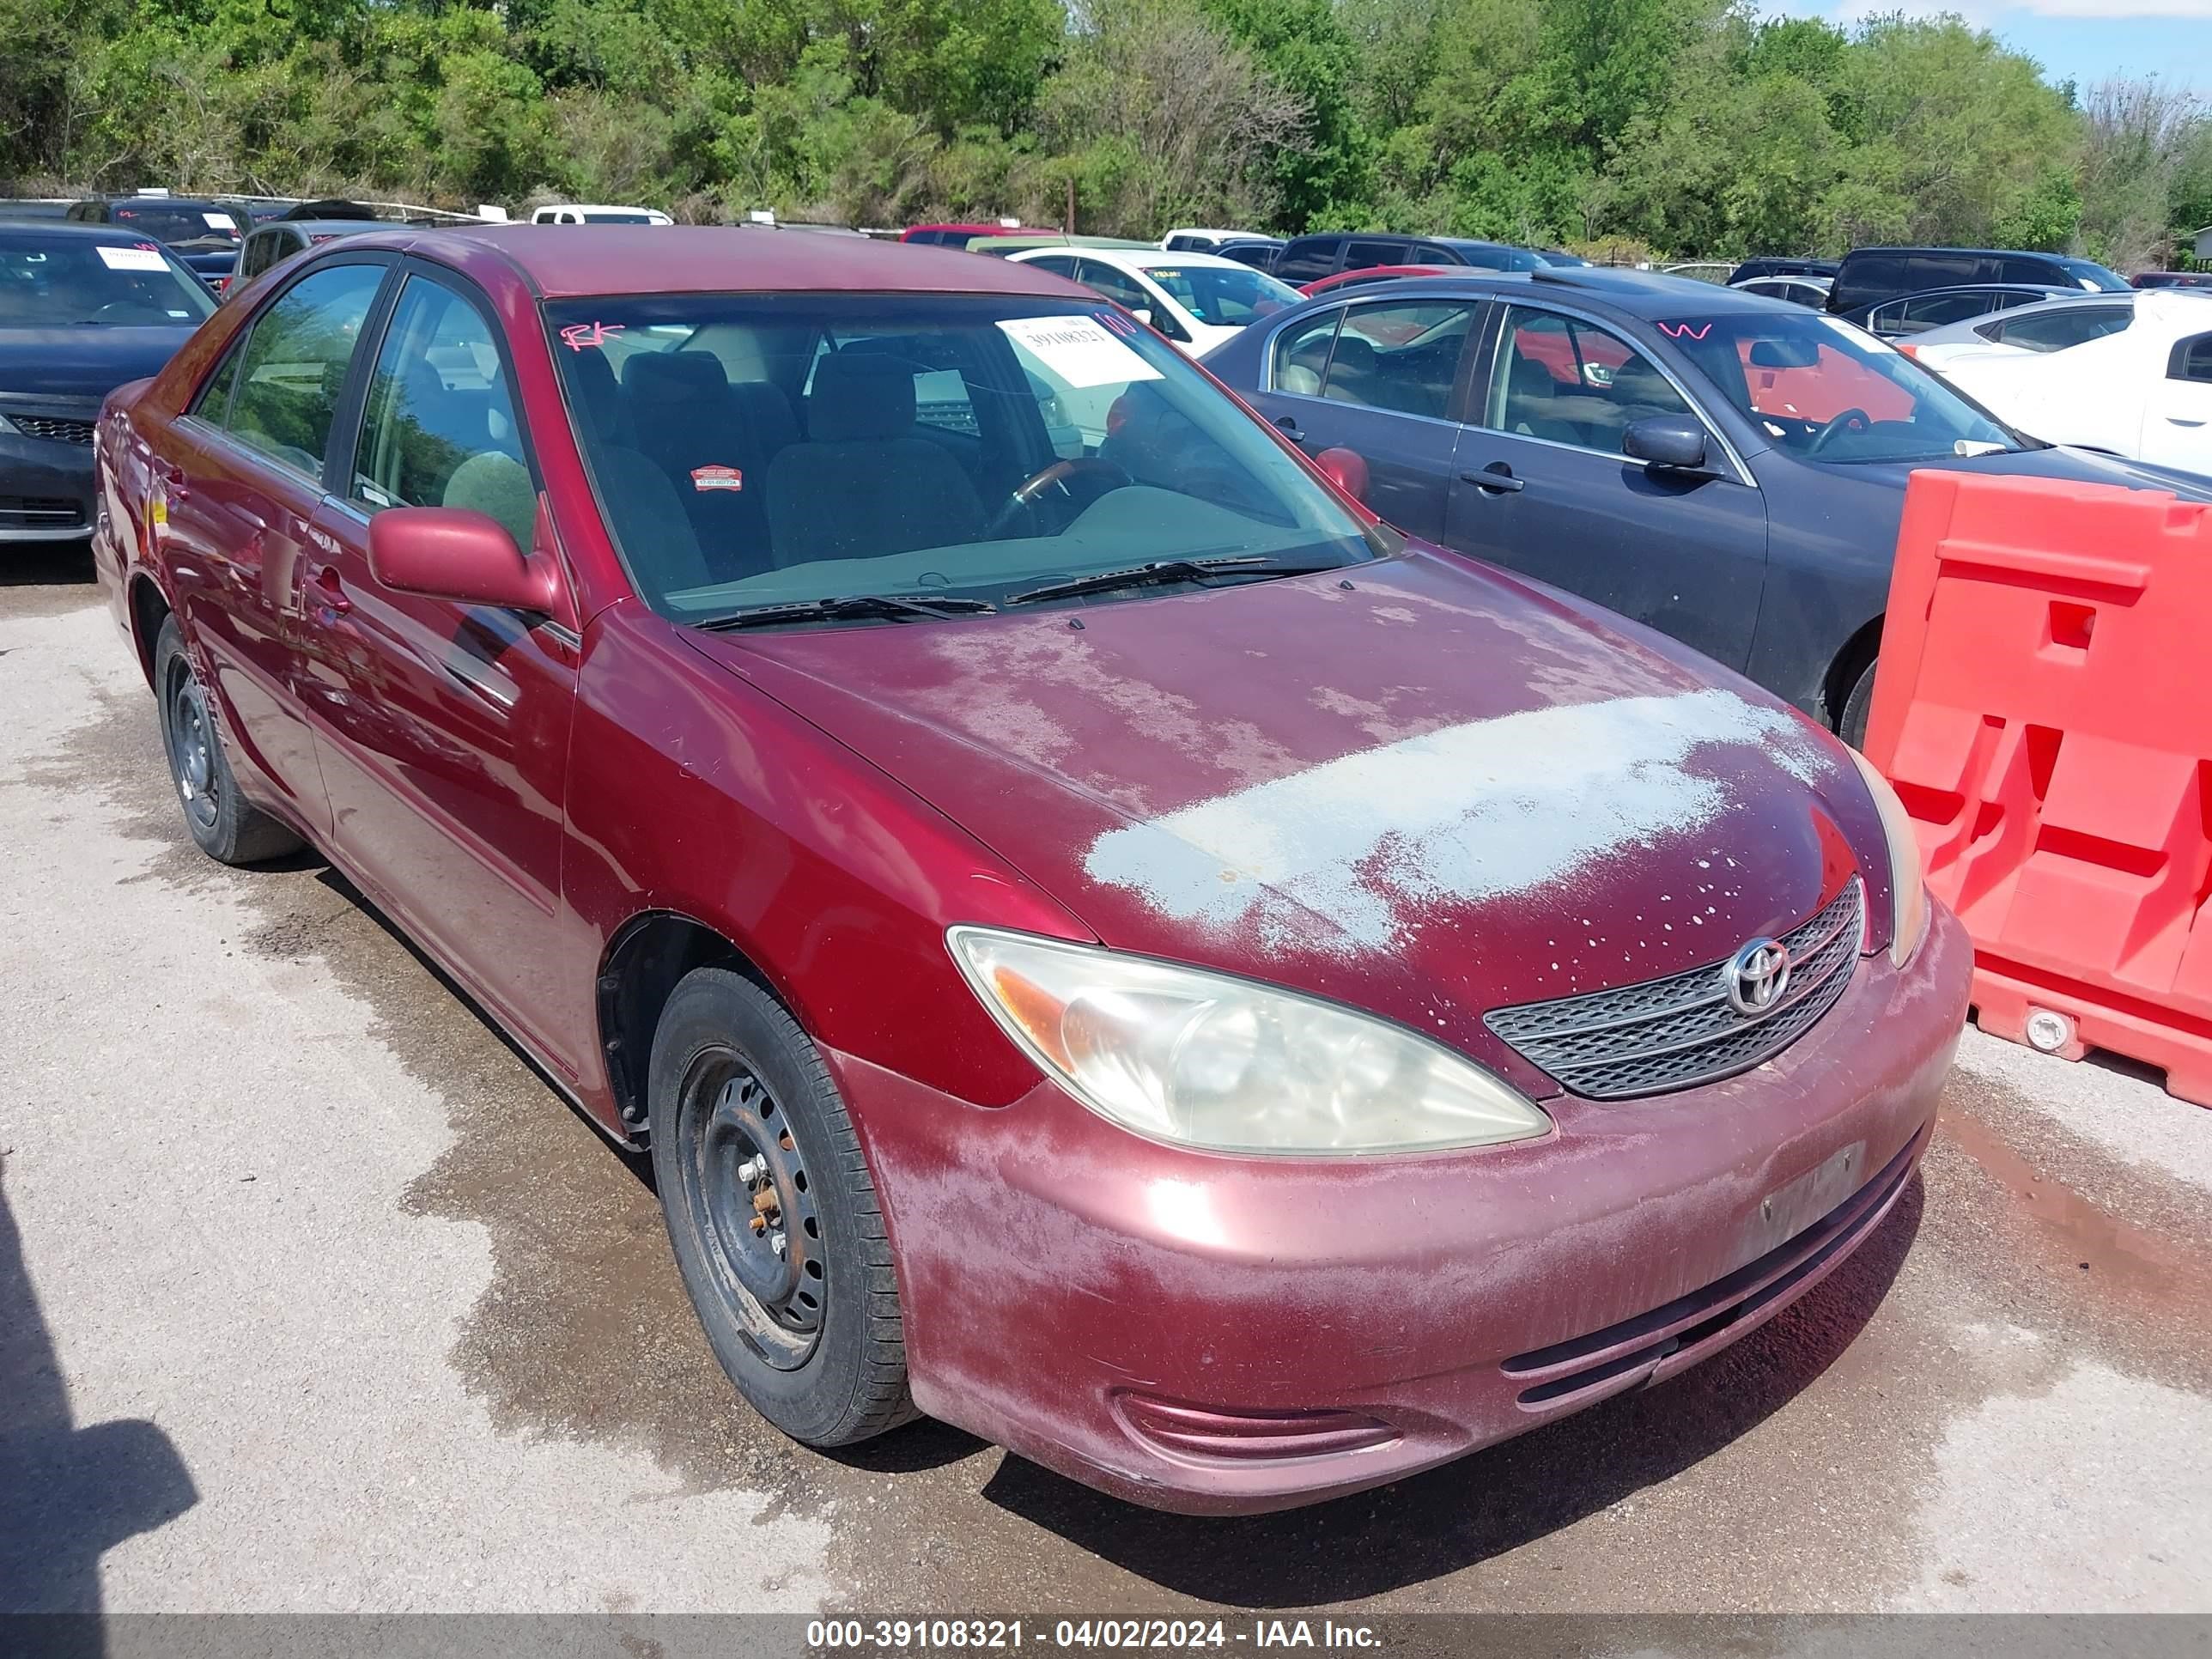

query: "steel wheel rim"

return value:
[165, 660, 220, 834]
[678, 1049, 823, 1370]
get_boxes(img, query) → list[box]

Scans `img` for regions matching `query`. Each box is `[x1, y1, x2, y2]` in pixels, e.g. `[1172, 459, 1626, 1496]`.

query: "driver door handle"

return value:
[1460, 465, 1524, 494]
[310, 563, 351, 618]
[1273, 415, 1305, 441]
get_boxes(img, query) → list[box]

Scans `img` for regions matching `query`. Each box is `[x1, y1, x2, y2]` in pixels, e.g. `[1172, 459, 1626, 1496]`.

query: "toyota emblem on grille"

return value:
[1724, 937, 1790, 1018]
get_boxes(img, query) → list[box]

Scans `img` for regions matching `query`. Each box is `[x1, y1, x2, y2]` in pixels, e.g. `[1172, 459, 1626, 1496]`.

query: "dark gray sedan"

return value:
[1201, 266, 2212, 743]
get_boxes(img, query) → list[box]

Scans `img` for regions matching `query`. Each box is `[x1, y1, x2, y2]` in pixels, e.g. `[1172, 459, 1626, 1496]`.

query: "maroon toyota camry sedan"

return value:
[91, 226, 1969, 1515]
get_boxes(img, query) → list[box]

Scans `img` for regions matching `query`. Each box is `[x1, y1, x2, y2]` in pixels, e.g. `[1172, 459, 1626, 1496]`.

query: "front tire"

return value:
[1840, 658, 1877, 751]
[648, 967, 915, 1446]
[155, 617, 301, 866]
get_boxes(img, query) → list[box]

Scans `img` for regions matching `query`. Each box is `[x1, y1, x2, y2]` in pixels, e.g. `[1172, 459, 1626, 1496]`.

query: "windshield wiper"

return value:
[696, 592, 997, 630]
[1004, 555, 1340, 608]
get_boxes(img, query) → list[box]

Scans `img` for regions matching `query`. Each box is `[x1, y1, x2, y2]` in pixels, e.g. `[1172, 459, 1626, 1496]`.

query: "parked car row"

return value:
[1197, 264, 2212, 744]
[1, 222, 217, 540]
[89, 221, 1972, 1518]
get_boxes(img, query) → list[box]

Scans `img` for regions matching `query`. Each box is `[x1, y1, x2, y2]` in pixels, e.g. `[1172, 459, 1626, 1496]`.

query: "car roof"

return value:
[1875, 282, 2073, 301]
[1066, 246, 1256, 273]
[83, 195, 231, 210]
[255, 219, 385, 235]
[1295, 264, 1807, 319]
[1841, 246, 2071, 259]
[306, 223, 1087, 300]
[0, 219, 188, 246]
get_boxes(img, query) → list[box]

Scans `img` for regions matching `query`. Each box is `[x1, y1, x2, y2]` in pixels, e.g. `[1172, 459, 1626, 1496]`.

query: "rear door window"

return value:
[1834, 253, 1904, 313]
[1996, 306, 2130, 353]
[1273, 237, 1341, 284]
[1899, 290, 2007, 332]
[2172, 333, 2212, 383]
[1343, 239, 1405, 271]
[216, 261, 386, 477]
[1321, 301, 1478, 418]
[1905, 253, 1978, 291]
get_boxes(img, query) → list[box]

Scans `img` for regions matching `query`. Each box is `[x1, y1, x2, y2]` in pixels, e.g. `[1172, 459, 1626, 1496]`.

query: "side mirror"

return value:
[368, 507, 561, 612]
[1313, 446, 1370, 503]
[1623, 416, 1713, 475]
[1130, 307, 1153, 327]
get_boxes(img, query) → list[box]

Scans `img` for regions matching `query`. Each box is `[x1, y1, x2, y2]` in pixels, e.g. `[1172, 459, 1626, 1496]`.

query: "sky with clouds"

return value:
[1765, 1, 2212, 94]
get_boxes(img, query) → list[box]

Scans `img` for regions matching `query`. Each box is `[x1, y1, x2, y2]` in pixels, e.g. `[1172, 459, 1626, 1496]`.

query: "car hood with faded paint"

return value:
[686, 548, 1888, 1092]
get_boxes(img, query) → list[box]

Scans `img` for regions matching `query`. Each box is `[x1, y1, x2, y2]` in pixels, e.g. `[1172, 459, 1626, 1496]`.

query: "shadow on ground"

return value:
[0, 541, 95, 588]
[0, 1158, 198, 1647]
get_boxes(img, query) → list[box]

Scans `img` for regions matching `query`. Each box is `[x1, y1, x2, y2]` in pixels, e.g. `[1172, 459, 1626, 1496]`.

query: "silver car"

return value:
[1894, 293, 2136, 369]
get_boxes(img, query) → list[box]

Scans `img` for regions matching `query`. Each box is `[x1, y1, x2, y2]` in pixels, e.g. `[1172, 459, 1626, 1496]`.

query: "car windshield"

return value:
[2059, 258, 2130, 292]
[1136, 264, 1300, 327]
[1657, 310, 2023, 463]
[106, 203, 242, 243]
[582, 211, 656, 224]
[549, 294, 1377, 624]
[0, 235, 218, 326]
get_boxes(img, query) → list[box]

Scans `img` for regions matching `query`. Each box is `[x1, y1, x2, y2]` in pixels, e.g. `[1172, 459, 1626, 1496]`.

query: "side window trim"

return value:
[1469, 300, 1753, 486]
[1264, 304, 1344, 400]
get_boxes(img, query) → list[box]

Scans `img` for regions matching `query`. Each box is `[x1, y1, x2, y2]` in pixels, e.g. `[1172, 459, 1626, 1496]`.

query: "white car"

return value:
[1159, 227, 1269, 252]
[1937, 289, 2212, 477]
[1730, 274, 1832, 308]
[1894, 293, 2136, 372]
[1006, 246, 1303, 357]
[531, 204, 672, 225]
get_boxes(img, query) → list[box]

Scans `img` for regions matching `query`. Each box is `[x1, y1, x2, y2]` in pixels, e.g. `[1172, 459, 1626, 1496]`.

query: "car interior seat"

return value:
[623, 349, 792, 580]
[765, 352, 986, 567]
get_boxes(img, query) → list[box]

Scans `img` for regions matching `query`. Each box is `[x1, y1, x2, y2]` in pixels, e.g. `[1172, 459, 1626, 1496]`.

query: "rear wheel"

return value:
[647, 967, 915, 1446]
[155, 617, 301, 866]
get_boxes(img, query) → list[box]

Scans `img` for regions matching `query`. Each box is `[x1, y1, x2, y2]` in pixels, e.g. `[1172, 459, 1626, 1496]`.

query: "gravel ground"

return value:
[3, 544, 2207, 1622]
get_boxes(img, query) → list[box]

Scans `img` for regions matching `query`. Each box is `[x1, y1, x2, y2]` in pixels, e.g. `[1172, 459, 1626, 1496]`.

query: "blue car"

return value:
[1, 222, 216, 544]
[1200, 266, 2212, 744]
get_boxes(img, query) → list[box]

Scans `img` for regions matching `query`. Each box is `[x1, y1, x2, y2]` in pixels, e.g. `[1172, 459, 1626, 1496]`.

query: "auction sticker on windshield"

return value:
[998, 315, 1162, 388]
[96, 245, 170, 272]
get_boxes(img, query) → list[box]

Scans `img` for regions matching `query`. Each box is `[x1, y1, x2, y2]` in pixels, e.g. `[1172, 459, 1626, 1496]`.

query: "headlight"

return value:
[1849, 748, 1930, 967]
[948, 927, 1552, 1156]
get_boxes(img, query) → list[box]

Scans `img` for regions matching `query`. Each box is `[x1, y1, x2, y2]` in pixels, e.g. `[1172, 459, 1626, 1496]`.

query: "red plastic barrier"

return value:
[1864, 470, 2212, 1108]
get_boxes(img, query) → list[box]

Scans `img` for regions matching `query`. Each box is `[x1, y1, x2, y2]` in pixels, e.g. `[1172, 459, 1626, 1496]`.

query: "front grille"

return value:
[9, 415, 94, 445]
[0, 495, 85, 530]
[1486, 878, 1865, 1099]
[1500, 1127, 1919, 1407]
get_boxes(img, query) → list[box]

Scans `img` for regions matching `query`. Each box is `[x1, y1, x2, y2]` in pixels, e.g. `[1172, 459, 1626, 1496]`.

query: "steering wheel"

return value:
[1808, 407, 1872, 455]
[985, 457, 1131, 538]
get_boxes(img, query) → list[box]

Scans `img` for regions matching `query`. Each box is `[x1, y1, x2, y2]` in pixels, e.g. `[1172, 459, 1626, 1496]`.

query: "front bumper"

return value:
[837, 902, 1972, 1515]
[1, 428, 95, 541]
